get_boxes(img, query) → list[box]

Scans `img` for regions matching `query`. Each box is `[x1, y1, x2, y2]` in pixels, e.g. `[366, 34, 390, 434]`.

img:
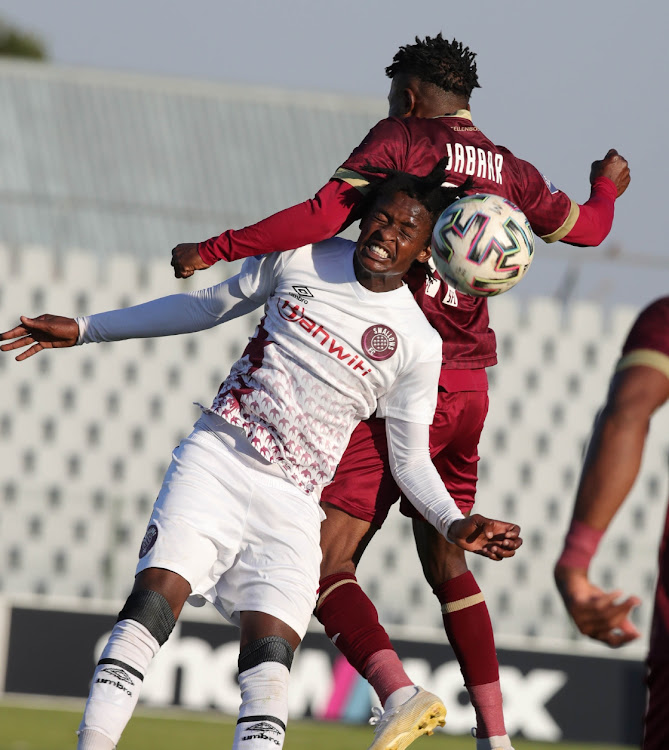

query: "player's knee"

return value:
[429, 544, 469, 588]
[238, 636, 294, 674]
[117, 589, 176, 646]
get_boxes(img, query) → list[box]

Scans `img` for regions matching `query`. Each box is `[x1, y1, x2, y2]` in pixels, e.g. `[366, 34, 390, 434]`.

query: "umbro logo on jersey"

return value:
[289, 285, 314, 304]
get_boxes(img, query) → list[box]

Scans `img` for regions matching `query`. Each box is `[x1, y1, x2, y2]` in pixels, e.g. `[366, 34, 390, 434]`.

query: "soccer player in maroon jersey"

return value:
[555, 298, 669, 750]
[171, 34, 630, 750]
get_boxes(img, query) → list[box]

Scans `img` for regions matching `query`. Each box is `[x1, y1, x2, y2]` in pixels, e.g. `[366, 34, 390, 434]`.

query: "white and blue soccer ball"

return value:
[431, 194, 534, 297]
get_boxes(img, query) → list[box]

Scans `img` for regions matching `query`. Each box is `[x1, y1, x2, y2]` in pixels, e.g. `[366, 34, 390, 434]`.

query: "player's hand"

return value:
[171, 243, 211, 278]
[590, 149, 630, 197]
[447, 514, 522, 561]
[0, 314, 79, 360]
[554, 564, 640, 647]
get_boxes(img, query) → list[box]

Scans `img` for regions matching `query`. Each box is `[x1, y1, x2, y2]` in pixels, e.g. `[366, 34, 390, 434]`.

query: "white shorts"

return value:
[136, 416, 323, 639]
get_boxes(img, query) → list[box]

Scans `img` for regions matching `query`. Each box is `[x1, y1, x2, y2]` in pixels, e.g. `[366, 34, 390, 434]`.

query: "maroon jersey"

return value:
[616, 297, 669, 661]
[334, 112, 578, 370]
[620, 297, 669, 360]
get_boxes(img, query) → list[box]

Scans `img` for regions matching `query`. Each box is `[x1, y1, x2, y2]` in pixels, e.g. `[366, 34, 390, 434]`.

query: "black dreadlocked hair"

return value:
[362, 157, 465, 226]
[385, 33, 480, 99]
[361, 158, 470, 279]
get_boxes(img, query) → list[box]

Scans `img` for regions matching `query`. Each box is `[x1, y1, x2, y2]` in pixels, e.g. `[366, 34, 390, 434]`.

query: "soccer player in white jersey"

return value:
[1, 164, 521, 750]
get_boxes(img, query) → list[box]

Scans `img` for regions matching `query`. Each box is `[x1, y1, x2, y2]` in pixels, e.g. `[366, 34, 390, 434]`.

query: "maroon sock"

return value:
[434, 571, 505, 738]
[316, 573, 412, 701]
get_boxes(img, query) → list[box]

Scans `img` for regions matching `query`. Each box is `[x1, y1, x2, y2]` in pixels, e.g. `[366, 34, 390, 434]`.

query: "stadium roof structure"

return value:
[0, 59, 385, 260]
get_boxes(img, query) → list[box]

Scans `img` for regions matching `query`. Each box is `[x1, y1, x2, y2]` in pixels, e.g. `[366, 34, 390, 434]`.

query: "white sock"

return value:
[232, 662, 290, 749]
[383, 685, 419, 713]
[76, 728, 115, 750]
[475, 733, 514, 750]
[77, 619, 160, 748]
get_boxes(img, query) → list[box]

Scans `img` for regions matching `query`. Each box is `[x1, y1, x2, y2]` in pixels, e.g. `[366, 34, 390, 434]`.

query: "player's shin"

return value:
[316, 572, 413, 706]
[77, 620, 161, 749]
[233, 636, 294, 749]
[434, 572, 509, 744]
[77, 590, 176, 750]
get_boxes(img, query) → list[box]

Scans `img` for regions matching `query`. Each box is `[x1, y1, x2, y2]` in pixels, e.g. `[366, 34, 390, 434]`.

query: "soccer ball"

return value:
[431, 194, 534, 297]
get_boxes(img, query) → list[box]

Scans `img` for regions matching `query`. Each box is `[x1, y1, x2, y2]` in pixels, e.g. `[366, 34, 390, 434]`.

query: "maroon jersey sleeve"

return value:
[197, 180, 362, 264]
[562, 178, 617, 246]
[501, 155, 577, 241]
[616, 298, 669, 379]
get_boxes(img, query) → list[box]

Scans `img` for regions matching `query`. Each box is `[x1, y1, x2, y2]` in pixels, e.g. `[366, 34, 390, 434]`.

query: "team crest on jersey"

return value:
[541, 173, 559, 194]
[361, 325, 397, 361]
[139, 524, 158, 559]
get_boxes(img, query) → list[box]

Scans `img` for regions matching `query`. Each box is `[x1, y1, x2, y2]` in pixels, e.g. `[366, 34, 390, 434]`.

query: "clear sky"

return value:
[1, 0, 667, 306]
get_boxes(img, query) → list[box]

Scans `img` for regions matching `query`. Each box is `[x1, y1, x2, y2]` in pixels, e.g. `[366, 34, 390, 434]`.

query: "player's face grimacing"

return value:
[354, 192, 432, 293]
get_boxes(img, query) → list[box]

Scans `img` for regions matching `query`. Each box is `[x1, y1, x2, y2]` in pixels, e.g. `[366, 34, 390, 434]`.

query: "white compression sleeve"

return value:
[385, 416, 465, 538]
[76, 276, 262, 344]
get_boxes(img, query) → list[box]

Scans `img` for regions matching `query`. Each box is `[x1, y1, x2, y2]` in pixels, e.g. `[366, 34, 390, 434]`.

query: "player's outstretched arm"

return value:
[0, 314, 79, 360]
[1, 274, 266, 360]
[554, 364, 669, 647]
[555, 148, 629, 248]
[171, 180, 362, 277]
[448, 515, 522, 561]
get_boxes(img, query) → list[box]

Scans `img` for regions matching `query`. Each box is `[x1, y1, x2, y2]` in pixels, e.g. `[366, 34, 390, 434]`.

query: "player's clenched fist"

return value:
[447, 514, 522, 560]
[590, 148, 630, 198]
[0, 314, 78, 360]
[171, 242, 211, 278]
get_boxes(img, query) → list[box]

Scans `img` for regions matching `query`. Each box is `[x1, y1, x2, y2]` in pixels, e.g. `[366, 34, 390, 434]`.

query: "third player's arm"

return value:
[555, 364, 669, 645]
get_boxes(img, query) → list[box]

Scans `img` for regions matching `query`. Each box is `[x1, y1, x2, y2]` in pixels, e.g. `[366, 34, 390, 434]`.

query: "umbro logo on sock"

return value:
[241, 721, 283, 745]
[246, 722, 281, 735]
[100, 667, 134, 685]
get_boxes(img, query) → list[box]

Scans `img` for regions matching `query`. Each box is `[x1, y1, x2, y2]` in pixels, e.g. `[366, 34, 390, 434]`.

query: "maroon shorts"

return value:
[321, 388, 489, 527]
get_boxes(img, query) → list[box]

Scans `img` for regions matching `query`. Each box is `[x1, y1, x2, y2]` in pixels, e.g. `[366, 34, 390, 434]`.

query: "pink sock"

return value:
[468, 680, 506, 738]
[364, 649, 414, 707]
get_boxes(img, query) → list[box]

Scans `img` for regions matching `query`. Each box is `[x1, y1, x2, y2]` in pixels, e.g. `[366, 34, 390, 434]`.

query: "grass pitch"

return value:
[0, 701, 633, 750]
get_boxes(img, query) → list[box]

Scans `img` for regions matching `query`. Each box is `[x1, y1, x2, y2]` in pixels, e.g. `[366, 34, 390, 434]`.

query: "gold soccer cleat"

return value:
[367, 687, 447, 750]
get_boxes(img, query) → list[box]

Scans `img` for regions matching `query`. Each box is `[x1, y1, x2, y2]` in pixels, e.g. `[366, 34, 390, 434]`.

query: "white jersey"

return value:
[208, 238, 442, 493]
